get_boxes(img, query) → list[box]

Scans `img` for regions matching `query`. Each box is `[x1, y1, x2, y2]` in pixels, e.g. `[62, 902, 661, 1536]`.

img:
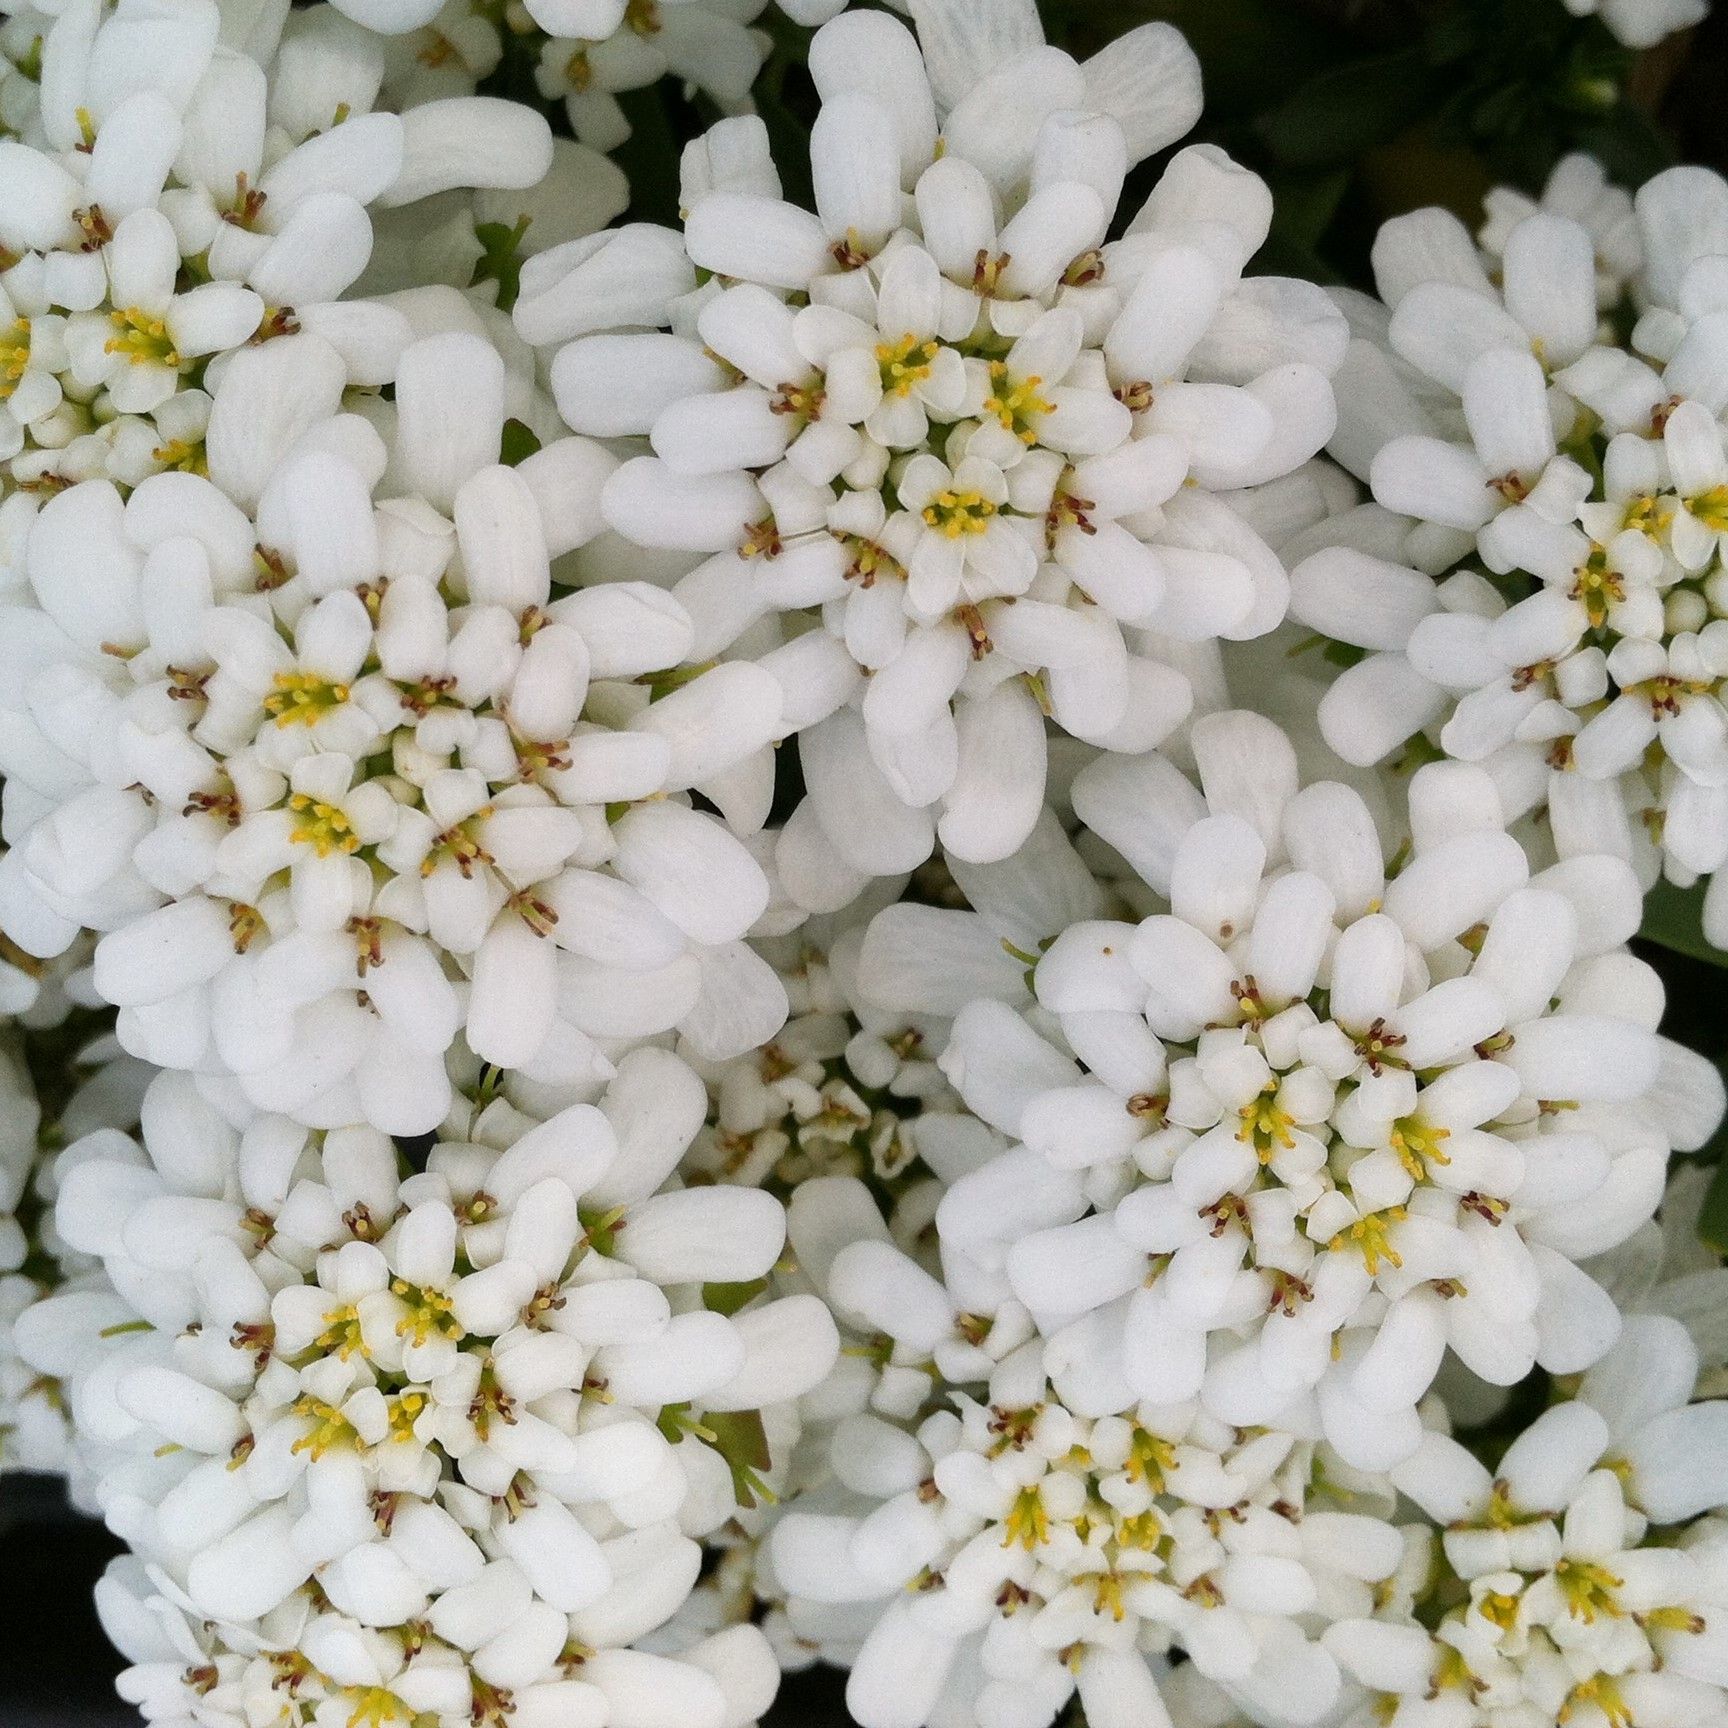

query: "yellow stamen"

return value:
[287, 793, 360, 858]
[105, 306, 180, 369]
[876, 333, 938, 398]
[0, 317, 29, 396]
[922, 487, 997, 538]
[983, 360, 1054, 445]
[1328, 1205, 1408, 1276]
[264, 669, 350, 727]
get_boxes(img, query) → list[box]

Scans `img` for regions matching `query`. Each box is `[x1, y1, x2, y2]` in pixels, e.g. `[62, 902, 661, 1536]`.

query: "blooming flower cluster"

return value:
[514, 0, 1347, 875]
[6, 4, 1728, 1728]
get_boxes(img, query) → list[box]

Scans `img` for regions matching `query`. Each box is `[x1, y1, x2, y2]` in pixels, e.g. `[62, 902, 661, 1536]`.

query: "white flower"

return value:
[517, 0, 1344, 874]
[853, 712, 1720, 1470]
[1298, 167, 1728, 945]
[770, 1315, 1405, 1728]
[0, 327, 790, 1132]
[1561, 0, 1709, 49]
[22, 1060, 830, 1727]
[0, 0, 552, 499]
[1330, 1318, 1728, 1728]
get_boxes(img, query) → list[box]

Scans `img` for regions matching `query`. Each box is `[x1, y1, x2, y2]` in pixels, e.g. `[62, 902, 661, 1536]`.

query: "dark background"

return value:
[8, 0, 1728, 1720]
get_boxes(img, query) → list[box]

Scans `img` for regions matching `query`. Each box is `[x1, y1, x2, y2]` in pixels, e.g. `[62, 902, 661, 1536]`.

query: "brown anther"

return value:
[1651, 395, 1683, 436]
[1062, 247, 1106, 289]
[253, 545, 292, 591]
[75, 205, 113, 251]
[508, 889, 559, 938]
[185, 788, 241, 827]
[830, 229, 872, 271]
[230, 1320, 275, 1367]
[166, 665, 210, 703]
[1353, 1017, 1408, 1075]
[1546, 735, 1576, 770]
[252, 306, 300, 343]
[1429, 1277, 1468, 1299]
[1127, 1091, 1168, 1121]
[972, 249, 1012, 295]
[1510, 659, 1553, 693]
[1201, 1193, 1250, 1238]
[397, 674, 456, 718]
[228, 901, 265, 953]
[369, 1489, 399, 1535]
[223, 173, 268, 229]
[1266, 1270, 1315, 1316]
[955, 601, 992, 659]
[1113, 379, 1154, 413]
[185, 1665, 220, 1696]
[1461, 1191, 1509, 1225]
[741, 516, 782, 560]
[770, 379, 826, 422]
[343, 1201, 381, 1242]
[347, 915, 384, 976]
[1489, 471, 1531, 504]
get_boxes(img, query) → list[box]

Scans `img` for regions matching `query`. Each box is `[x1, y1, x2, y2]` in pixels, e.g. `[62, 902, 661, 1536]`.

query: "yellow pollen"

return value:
[1328, 1206, 1408, 1276]
[1692, 483, 1728, 536]
[287, 793, 360, 858]
[1125, 1425, 1177, 1490]
[1238, 1082, 1297, 1161]
[290, 1394, 362, 1459]
[314, 1303, 367, 1360]
[105, 306, 180, 368]
[922, 487, 997, 538]
[876, 333, 938, 397]
[1478, 1588, 1521, 1631]
[264, 669, 350, 727]
[1556, 1558, 1625, 1623]
[1622, 492, 1673, 537]
[983, 361, 1054, 444]
[1002, 1484, 1050, 1551]
[0, 317, 29, 395]
[1389, 1115, 1450, 1181]
[388, 1391, 427, 1443]
[343, 1685, 419, 1728]
[390, 1278, 464, 1349]
[1570, 550, 1626, 630]
[1559, 1674, 1632, 1728]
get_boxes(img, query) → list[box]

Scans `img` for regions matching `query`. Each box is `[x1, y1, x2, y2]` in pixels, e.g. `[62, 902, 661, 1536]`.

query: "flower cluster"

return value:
[1298, 162, 1728, 942]
[6, 5, 1728, 1728]
[19, 1060, 834, 1726]
[514, 0, 1346, 876]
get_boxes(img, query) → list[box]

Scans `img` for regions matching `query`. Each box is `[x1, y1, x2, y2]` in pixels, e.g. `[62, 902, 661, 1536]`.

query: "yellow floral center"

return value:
[922, 487, 997, 538]
[264, 669, 351, 727]
[1389, 1115, 1450, 1180]
[984, 361, 1054, 444]
[391, 1279, 465, 1349]
[421, 809, 494, 880]
[1126, 1426, 1177, 1491]
[105, 306, 180, 368]
[314, 1303, 367, 1360]
[1238, 1083, 1297, 1161]
[1478, 1588, 1521, 1631]
[1328, 1205, 1408, 1276]
[1556, 1559, 1625, 1623]
[388, 1391, 428, 1443]
[0, 317, 29, 396]
[877, 333, 939, 398]
[1691, 483, 1728, 535]
[1559, 1674, 1631, 1728]
[288, 794, 360, 858]
[1002, 1484, 1050, 1551]
[343, 1685, 422, 1728]
[626, 0, 662, 33]
[290, 1394, 362, 1459]
[1570, 550, 1626, 630]
[1622, 492, 1673, 538]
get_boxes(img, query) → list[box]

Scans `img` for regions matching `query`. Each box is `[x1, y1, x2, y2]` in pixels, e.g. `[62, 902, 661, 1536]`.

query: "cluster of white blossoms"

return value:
[7, 4, 1728, 1728]
[17, 1060, 833, 1727]
[1297, 161, 1728, 943]
[0, 0, 557, 499]
[515, 0, 1349, 877]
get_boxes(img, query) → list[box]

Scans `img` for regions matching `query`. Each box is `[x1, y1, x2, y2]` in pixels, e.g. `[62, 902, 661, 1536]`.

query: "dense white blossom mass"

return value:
[3, 2, 1728, 1728]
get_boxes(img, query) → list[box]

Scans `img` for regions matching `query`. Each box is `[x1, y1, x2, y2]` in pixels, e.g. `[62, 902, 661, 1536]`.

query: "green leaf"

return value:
[471, 217, 531, 315]
[1258, 48, 1440, 170]
[1639, 879, 1728, 968]
[704, 1278, 768, 1317]
[1699, 1159, 1728, 1253]
[499, 418, 541, 468]
[705, 1408, 775, 1510]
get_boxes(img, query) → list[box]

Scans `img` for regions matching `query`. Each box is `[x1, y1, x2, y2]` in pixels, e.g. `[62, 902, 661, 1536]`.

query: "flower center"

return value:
[1328, 1205, 1408, 1275]
[1237, 1083, 1297, 1161]
[314, 1303, 367, 1360]
[105, 306, 180, 368]
[264, 669, 351, 727]
[291, 1394, 362, 1458]
[922, 487, 997, 537]
[288, 794, 360, 858]
[983, 361, 1053, 444]
[1556, 1559, 1625, 1623]
[391, 1279, 464, 1348]
[1388, 1115, 1450, 1180]
[877, 333, 938, 398]
[0, 317, 29, 394]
